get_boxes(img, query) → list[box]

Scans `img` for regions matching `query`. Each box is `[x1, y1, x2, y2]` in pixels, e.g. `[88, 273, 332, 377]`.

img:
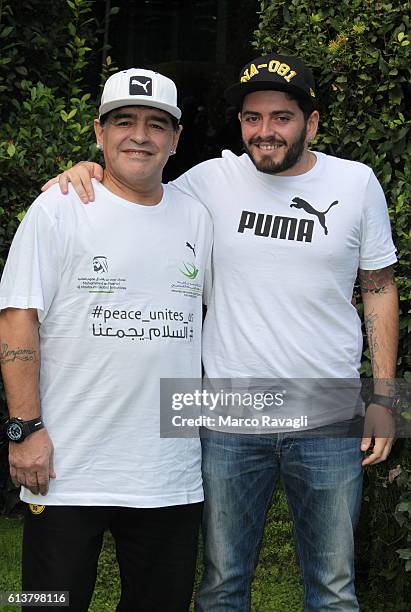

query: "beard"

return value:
[243, 123, 308, 175]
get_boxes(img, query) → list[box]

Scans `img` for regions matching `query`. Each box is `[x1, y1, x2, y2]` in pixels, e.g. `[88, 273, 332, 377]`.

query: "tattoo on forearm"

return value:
[364, 309, 379, 375]
[0, 343, 37, 364]
[359, 265, 395, 294]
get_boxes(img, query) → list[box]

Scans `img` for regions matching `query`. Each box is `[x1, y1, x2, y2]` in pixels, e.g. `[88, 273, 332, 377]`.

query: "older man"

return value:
[43, 54, 398, 611]
[0, 69, 212, 611]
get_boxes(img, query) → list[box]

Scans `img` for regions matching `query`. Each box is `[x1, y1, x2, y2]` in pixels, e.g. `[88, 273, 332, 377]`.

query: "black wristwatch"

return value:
[5, 417, 44, 443]
[370, 394, 400, 414]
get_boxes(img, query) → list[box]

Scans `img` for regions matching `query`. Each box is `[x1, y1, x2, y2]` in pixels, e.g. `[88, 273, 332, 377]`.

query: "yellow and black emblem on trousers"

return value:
[28, 504, 45, 515]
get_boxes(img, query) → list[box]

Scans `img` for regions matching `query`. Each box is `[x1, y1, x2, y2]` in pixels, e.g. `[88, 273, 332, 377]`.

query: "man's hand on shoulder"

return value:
[41, 161, 103, 203]
[9, 428, 55, 496]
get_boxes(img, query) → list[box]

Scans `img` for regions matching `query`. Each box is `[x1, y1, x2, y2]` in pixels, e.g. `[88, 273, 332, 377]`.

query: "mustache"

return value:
[248, 137, 287, 146]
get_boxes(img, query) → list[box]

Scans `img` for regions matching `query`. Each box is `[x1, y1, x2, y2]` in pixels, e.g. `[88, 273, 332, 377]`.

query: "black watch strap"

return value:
[5, 417, 44, 442]
[370, 394, 400, 413]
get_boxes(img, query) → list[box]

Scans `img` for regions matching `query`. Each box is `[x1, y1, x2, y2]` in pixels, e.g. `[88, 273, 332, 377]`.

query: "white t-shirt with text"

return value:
[172, 151, 397, 381]
[0, 181, 212, 506]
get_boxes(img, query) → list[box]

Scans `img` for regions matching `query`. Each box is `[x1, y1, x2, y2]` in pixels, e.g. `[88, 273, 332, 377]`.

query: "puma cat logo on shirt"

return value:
[237, 197, 338, 243]
[290, 197, 339, 235]
[186, 242, 196, 257]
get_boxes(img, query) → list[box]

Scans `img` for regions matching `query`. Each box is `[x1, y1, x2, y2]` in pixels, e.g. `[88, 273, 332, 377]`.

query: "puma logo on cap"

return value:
[129, 77, 152, 96]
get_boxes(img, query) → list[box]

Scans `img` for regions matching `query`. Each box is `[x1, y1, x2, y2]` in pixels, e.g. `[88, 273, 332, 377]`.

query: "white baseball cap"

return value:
[99, 68, 181, 120]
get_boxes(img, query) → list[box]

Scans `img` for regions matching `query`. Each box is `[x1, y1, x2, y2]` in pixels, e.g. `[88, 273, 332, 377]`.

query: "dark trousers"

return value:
[22, 503, 202, 612]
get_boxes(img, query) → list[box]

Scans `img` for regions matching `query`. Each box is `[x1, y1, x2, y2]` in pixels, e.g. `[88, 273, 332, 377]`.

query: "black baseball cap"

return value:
[225, 53, 316, 108]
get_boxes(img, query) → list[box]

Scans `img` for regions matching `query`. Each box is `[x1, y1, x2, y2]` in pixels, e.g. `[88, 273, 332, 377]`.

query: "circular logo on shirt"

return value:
[29, 504, 45, 515]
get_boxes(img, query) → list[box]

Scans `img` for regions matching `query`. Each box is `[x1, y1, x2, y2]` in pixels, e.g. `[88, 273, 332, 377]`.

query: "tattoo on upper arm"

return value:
[359, 265, 395, 294]
[0, 343, 37, 364]
[364, 309, 379, 375]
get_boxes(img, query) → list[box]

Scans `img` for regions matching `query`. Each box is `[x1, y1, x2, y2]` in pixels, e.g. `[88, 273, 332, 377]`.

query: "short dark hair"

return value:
[99, 108, 180, 131]
[285, 92, 317, 121]
[98, 112, 110, 127]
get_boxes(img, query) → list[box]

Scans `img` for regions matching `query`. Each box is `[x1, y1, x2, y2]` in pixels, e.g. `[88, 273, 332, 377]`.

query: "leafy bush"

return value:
[0, 0, 114, 513]
[253, 0, 411, 596]
[0, 0, 103, 263]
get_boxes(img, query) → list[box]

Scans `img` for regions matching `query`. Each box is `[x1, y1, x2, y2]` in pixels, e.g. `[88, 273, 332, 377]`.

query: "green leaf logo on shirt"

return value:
[179, 262, 199, 279]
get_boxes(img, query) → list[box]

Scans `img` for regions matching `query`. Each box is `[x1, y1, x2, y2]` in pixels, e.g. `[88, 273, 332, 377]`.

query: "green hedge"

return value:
[0, 0, 104, 268]
[0, 0, 114, 511]
[253, 0, 411, 596]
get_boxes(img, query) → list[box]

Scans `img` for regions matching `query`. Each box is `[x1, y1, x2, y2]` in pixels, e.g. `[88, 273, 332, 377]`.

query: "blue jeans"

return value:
[195, 430, 363, 611]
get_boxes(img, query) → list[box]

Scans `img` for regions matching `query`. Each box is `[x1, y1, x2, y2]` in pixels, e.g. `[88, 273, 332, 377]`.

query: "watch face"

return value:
[6, 422, 24, 442]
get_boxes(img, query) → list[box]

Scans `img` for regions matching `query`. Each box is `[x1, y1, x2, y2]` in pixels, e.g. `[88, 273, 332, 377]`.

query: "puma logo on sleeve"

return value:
[290, 197, 339, 235]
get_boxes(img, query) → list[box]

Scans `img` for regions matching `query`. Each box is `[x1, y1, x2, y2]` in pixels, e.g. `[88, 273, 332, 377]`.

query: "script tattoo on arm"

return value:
[359, 265, 396, 294]
[0, 343, 37, 364]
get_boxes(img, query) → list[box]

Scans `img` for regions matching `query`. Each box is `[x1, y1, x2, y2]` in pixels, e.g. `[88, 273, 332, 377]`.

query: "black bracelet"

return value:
[370, 394, 400, 414]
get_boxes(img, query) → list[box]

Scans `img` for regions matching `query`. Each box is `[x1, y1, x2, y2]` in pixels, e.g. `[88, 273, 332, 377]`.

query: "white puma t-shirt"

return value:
[172, 150, 397, 382]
